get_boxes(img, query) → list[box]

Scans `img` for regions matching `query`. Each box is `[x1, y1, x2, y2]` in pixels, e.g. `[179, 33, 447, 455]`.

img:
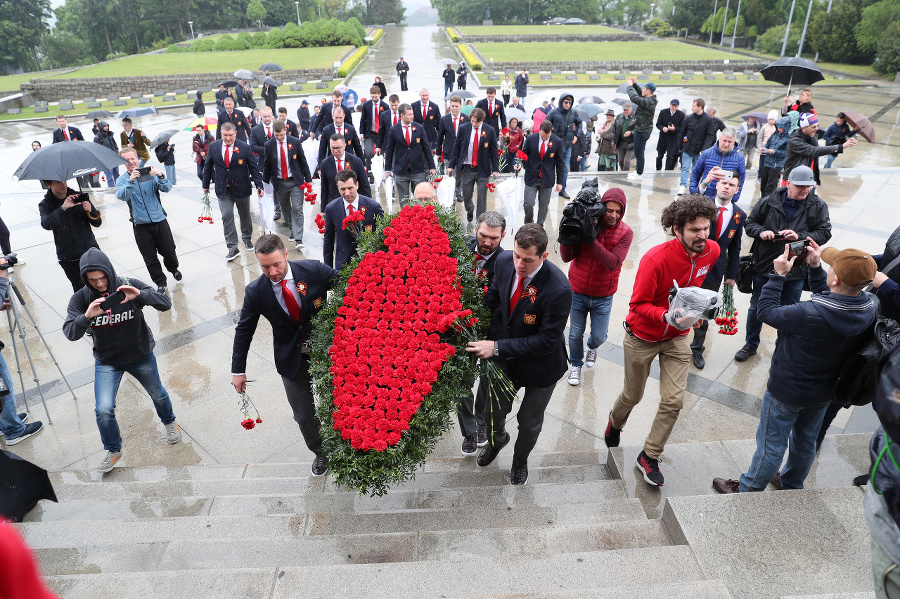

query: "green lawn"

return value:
[471, 71, 861, 87]
[50, 46, 351, 79]
[458, 25, 623, 35]
[474, 40, 740, 63]
[0, 71, 67, 93]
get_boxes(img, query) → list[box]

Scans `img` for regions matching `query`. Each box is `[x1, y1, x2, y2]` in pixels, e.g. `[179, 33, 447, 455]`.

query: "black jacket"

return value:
[262, 135, 312, 192]
[296, 106, 311, 131]
[679, 111, 718, 155]
[475, 98, 507, 133]
[411, 100, 442, 143]
[193, 93, 205, 117]
[323, 195, 383, 268]
[545, 94, 581, 149]
[744, 186, 832, 281]
[63, 248, 170, 367]
[154, 144, 175, 166]
[317, 122, 364, 164]
[655, 108, 685, 150]
[783, 128, 843, 185]
[520, 132, 564, 188]
[216, 109, 252, 142]
[383, 122, 435, 176]
[38, 187, 101, 260]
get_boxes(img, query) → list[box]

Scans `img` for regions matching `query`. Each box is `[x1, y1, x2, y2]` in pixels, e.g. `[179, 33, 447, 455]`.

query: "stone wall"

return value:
[458, 34, 644, 43]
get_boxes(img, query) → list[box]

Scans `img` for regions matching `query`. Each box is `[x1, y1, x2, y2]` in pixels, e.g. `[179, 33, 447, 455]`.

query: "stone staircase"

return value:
[17, 435, 878, 599]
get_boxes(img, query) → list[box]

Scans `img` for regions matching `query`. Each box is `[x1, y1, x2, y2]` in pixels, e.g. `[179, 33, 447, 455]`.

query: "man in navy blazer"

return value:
[231, 234, 340, 476]
[359, 86, 389, 180]
[375, 95, 402, 154]
[202, 123, 263, 261]
[690, 174, 746, 370]
[52, 114, 94, 188]
[314, 90, 354, 139]
[447, 107, 499, 226]
[216, 97, 252, 142]
[466, 224, 573, 485]
[519, 120, 565, 226]
[475, 88, 507, 133]
[384, 103, 436, 205]
[317, 106, 364, 164]
[322, 169, 383, 269]
[435, 95, 465, 164]
[318, 134, 372, 210]
[263, 121, 313, 250]
[412, 88, 441, 145]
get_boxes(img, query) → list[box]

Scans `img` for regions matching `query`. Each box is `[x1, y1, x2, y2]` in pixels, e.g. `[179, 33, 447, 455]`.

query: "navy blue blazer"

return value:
[383, 122, 435, 176]
[468, 237, 505, 291]
[216, 109, 252, 142]
[448, 122, 499, 178]
[435, 113, 466, 161]
[521, 132, 565, 188]
[202, 139, 262, 198]
[249, 123, 273, 159]
[231, 260, 340, 378]
[52, 126, 84, 143]
[317, 122, 364, 165]
[262, 135, 312, 192]
[485, 254, 573, 388]
[411, 100, 442, 143]
[475, 98, 507, 133]
[323, 195, 383, 269]
[703, 202, 747, 289]
[317, 152, 372, 208]
[376, 110, 403, 151]
[359, 99, 389, 137]
[314, 102, 354, 138]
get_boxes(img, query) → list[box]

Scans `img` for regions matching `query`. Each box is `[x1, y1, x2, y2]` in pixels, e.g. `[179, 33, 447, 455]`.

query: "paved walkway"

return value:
[0, 27, 896, 487]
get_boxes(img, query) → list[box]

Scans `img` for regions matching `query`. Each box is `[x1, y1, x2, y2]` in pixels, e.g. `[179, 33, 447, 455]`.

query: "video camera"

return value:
[0, 253, 18, 268]
[558, 178, 607, 246]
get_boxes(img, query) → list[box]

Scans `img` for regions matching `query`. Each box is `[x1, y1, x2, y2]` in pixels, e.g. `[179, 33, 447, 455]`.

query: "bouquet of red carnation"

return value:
[715, 284, 739, 335]
[314, 213, 326, 234]
[342, 205, 366, 237]
[301, 182, 317, 205]
[514, 149, 528, 174]
[198, 192, 214, 224]
[486, 176, 498, 193]
[239, 389, 262, 430]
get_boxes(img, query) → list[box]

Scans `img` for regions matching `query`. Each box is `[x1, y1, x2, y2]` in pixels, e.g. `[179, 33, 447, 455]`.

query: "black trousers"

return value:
[760, 165, 782, 198]
[656, 140, 679, 170]
[133, 220, 179, 287]
[59, 258, 85, 292]
[281, 355, 323, 455]
[458, 376, 488, 438]
[399, 72, 408, 91]
[486, 367, 557, 467]
[690, 278, 721, 356]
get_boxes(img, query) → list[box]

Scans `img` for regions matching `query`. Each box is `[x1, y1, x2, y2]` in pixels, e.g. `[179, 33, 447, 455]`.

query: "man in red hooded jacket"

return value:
[606, 195, 719, 487]
[560, 187, 633, 386]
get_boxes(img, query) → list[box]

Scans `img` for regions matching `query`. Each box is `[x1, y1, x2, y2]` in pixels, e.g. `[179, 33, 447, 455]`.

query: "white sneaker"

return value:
[627, 172, 642, 181]
[295, 242, 306, 251]
[567, 366, 581, 386]
[677, 185, 686, 195]
[585, 348, 597, 368]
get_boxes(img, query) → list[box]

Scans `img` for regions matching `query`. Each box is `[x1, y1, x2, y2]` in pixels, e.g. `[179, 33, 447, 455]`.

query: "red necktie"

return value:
[405, 126, 411, 146]
[373, 106, 379, 133]
[337, 126, 343, 137]
[471, 127, 479, 167]
[279, 280, 301, 322]
[337, 158, 343, 171]
[489, 103, 493, 118]
[63, 129, 70, 141]
[423, 105, 427, 119]
[453, 117, 458, 134]
[509, 275, 524, 313]
[224, 144, 231, 167]
[716, 206, 726, 239]
[266, 126, 271, 138]
[393, 112, 398, 126]
[280, 143, 289, 180]
[540, 140, 546, 160]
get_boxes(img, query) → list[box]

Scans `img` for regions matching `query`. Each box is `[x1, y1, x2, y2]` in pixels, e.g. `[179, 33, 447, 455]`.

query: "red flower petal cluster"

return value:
[301, 182, 317, 204]
[342, 205, 366, 230]
[329, 204, 462, 452]
[241, 418, 255, 430]
[516, 150, 529, 161]
[315, 213, 326, 234]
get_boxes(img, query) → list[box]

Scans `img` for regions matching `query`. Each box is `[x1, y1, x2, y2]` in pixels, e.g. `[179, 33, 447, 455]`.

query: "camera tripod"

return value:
[4, 275, 78, 424]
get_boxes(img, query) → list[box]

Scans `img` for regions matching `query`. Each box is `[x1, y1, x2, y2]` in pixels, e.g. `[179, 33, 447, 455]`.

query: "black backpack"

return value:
[558, 179, 606, 246]
[834, 307, 900, 408]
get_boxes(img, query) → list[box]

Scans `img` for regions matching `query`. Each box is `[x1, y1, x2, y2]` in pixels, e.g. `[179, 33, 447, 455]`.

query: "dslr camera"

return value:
[0, 253, 18, 268]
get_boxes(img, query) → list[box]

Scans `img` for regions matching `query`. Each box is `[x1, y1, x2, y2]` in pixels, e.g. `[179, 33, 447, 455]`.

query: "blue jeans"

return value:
[568, 293, 613, 367]
[0, 353, 25, 439]
[633, 131, 651, 175]
[824, 154, 836, 169]
[94, 353, 175, 452]
[561, 145, 573, 190]
[739, 390, 829, 492]
[745, 273, 804, 348]
[165, 164, 176, 185]
[444, 83, 453, 99]
[104, 167, 120, 188]
[680, 152, 697, 186]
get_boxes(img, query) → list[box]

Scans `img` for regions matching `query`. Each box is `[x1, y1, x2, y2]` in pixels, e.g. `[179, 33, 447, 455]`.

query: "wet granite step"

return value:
[663, 487, 872, 598]
[27, 479, 629, 522]
[445, 579, 734, 598]
[34, 519, 671, 575]
[45, 546, 707, 599]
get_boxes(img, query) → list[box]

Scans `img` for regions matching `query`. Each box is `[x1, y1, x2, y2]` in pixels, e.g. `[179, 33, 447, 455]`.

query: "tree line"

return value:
[0, 0, 403, 74]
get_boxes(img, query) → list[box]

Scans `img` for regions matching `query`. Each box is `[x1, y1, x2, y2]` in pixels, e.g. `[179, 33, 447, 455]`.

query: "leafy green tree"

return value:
[0, 0, 50, 70]
[874, 20, 900, 77]
[724, 14, 746, 36]
[669, 0, 714, 36]
[266, 27, 285, 48]
[215, 34, 234, 50]
[261, 0, 295, 26]
[40, 30, 92, 67]
[858, 0, 900, 55]
[247, 0, 267, 26]
[701, 6, 726, 35]
[809, 0, 873, 64]
[597, 0, 626, 25]
[755, 23, 799, 55]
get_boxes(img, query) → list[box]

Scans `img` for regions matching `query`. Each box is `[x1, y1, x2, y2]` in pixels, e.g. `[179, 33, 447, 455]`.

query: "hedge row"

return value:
[337, 46, 369, 77]
[456, 44, 482, 71]
[446, 27, 459, 43]
[168, 19, 366, 53]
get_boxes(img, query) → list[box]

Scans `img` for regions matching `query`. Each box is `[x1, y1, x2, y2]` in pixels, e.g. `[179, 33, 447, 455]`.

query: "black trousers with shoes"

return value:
[485, 368, 556, 468]
[133, 220, 179, 288]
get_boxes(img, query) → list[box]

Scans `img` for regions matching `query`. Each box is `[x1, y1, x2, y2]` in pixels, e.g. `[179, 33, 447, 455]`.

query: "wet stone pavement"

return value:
[0, 27, 897, 596]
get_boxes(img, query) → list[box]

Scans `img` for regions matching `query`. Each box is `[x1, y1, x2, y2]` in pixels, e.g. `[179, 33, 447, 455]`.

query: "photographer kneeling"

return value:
[0, 256, 43, 445]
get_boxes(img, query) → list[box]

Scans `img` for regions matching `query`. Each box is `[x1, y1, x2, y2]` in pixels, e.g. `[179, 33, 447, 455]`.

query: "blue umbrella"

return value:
[341, 88, 359, 109]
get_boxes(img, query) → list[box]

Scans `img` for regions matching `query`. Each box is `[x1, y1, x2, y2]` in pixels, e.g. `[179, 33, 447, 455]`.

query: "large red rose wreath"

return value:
[310, 203, 487, 496]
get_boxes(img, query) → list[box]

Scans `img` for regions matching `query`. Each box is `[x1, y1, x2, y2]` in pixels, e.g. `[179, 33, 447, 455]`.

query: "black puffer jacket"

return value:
[678, 111, 717, 155]
[193, 91, 205, 117]
[545, 92, 582, 150]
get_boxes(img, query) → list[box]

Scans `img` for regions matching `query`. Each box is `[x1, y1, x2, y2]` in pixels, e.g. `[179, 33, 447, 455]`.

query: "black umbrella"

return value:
[117, 106, 158, 119]
[761, 57, 824, 96]
[259, 63, 283, 72]
[453, 90, 477, 100]
[219, 80, 239, 88]
[233, 69, 254, 80]
[86, 109, 114, 119]
[13, 141, 126, 183]
[149, 129, 179, 150]
[578, 95, 604, 104]
[0, 449, 57, 522]
[612, 98, 629, 106]
[262, 77, 279, 87]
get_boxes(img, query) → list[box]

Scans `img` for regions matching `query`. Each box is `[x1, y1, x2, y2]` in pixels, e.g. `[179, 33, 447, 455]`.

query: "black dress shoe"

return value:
[172, 270, 183, 281]
[475, 424, 488, 447]
[477, 433, 509, 467]
[734, 344, 757, 362]
[311, 454, 329, 476]
[559, 190, 570, 199]
[692, 352, 705, 369]
[511, 463, 528, 485]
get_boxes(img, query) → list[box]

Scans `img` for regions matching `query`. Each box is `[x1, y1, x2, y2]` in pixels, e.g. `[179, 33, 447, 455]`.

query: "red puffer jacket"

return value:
[560, 190, 633, 298]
